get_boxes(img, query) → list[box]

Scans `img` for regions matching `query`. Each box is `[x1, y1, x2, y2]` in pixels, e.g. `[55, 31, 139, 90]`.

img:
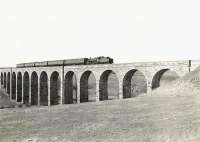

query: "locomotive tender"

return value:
[16, 57, 113, 68]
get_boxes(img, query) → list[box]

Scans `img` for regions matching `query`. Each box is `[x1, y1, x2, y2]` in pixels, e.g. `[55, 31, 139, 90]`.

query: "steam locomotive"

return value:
[16, 56, 113, 68]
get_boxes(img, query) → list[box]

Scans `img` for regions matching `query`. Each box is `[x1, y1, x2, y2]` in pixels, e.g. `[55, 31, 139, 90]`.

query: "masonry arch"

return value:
[50, 71, 61, 105]
[1, 72, 3, 86]
[31, 71, 38, 105]
[17, 72, 22, 102]
[123, 69, 147, 98]
[99, 70, 119, 101]
[64, 71, 77, 104]
[40, 71, 48, 106]
[152, 69, 180, 90]
[4, 72, 6, 88]
[80, 71, 96, 103]
[7, 72, 11, 95]
[12, 72, 16, 100]
[23, 72, 29, 104]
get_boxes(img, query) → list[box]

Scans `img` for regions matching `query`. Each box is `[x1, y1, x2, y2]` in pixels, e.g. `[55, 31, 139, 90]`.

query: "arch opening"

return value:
[152, 69, 180, 90]
[12, 72, 16, 100]
[50, 71, 60, 105]
[40, 71, 48, 106]
[4, 72, 6, 89]
[99, 70, 119, 101]
[31, 72, 38, 105]
[123, 70, 147, 98]
[17, 72, 22, 102]
[1, 73, 3, 86]
[7, 72, 11, 95]
[64, 71, 77, 104]
[80, 71, 96, 103]
[23, 72, 29, 104]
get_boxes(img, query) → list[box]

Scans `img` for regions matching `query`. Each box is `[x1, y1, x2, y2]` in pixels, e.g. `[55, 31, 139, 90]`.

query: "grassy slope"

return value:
[0, 89, 16, 108]
[154, 66, 200, 96]
[0, 94, 200, 142]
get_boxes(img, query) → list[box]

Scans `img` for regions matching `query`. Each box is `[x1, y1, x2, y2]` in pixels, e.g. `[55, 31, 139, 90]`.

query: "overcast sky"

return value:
[0, 0, 200, 67]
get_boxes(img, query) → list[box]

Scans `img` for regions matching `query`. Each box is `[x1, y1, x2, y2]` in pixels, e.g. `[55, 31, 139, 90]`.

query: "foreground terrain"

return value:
[0, 92, 200, 142]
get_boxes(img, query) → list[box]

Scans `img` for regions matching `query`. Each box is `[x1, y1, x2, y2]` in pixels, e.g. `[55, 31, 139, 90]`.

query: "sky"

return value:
[0, 0, 200, 67]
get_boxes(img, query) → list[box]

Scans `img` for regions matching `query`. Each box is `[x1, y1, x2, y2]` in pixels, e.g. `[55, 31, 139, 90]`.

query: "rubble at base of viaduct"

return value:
[0, 59, 200, 107]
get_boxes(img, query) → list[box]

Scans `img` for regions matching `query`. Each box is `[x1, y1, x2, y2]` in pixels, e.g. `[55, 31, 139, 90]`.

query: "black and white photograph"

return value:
[0, 0, 200, 141]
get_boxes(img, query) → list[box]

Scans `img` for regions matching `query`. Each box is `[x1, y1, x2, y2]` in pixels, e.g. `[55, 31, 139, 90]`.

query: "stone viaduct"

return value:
[0, 59, 199, 106]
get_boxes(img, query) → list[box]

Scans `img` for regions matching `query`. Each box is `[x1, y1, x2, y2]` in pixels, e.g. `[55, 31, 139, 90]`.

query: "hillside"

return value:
[0, 89, 16, 108]
[153, 66, 200, 96]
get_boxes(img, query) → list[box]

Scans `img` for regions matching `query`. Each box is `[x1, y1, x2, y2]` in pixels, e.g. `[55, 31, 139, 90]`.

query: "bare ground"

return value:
[0, 92, 200, 142]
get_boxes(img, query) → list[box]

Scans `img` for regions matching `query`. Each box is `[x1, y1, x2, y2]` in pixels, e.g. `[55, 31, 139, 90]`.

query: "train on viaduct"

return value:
[0, 57, 199, 107]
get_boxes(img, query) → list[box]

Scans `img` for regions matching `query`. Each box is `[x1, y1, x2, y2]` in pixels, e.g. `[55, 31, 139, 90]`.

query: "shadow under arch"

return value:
[4, 72, 6, 89]
[50, 71, 61, 105]
[7, 72, 11, 95]
[12, 72, 16, 100]
[99, 70, 119, 101]
[17, 72, 22, 102]
[80, 70, 96, 103]
[40, 71, 48, 106]
[23, 72, 30, 104]
[1, 72, 3, 86]
[64, 71, 77, 104]
[123, 69, 147, 98]
[31, 71, 38, 105]
[152, 69, 180, 90]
